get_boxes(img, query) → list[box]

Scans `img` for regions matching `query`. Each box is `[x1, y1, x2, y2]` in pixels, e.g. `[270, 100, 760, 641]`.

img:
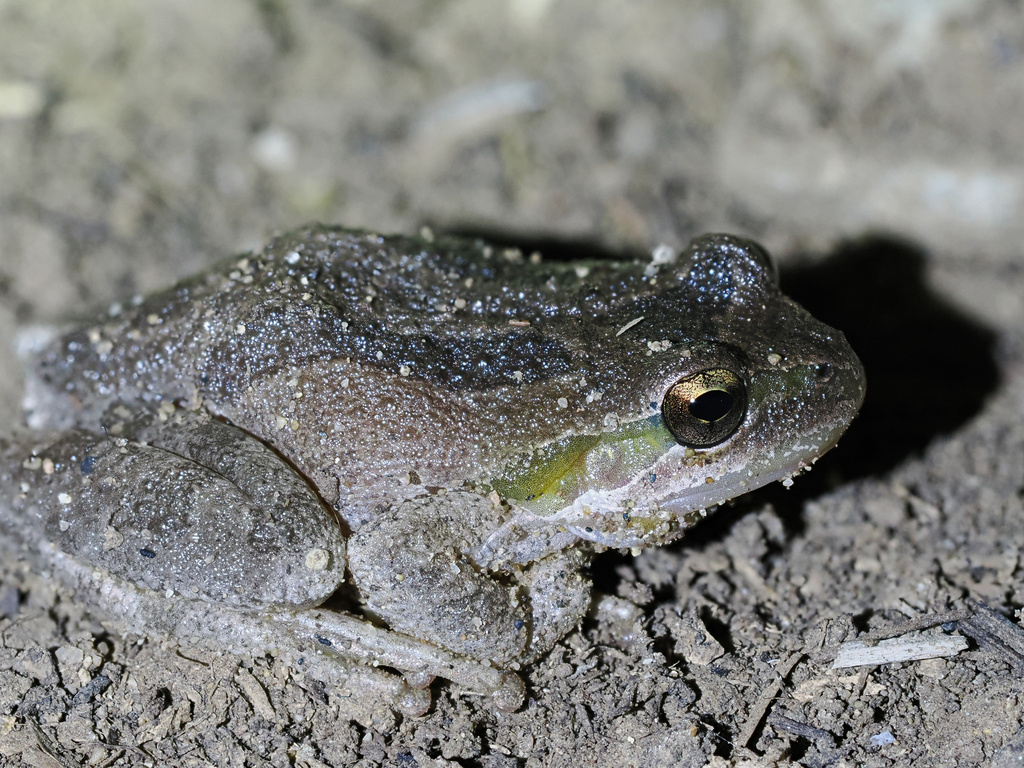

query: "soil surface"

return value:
[2, 2, 1024, 766]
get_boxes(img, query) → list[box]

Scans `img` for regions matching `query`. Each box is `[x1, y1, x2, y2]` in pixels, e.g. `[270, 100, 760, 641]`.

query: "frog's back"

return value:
[28, 226, 656, 431]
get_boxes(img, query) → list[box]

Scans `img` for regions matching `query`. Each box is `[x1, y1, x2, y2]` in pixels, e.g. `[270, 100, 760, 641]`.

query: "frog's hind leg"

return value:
[0, 418, 347, 610]
[31, 539, 523, 715]
[33, 544, 448, 717]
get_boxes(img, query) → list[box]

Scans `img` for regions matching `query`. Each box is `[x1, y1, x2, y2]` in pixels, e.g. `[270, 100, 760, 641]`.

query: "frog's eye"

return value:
[662, 368, 747, 448]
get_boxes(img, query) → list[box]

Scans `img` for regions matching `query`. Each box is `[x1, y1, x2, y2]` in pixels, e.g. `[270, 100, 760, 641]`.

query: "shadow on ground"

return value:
[781, 234, 999, 481]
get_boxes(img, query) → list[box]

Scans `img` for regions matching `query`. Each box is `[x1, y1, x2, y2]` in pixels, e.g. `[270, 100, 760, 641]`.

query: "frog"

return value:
[0, 225, 865, 714]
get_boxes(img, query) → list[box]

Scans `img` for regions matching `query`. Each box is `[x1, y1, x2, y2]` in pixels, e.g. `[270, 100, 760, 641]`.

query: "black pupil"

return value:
[689, 389, 735, 422]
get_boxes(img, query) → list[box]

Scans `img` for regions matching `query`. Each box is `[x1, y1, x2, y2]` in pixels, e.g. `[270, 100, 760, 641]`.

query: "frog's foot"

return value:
[272, 607, 527, 712]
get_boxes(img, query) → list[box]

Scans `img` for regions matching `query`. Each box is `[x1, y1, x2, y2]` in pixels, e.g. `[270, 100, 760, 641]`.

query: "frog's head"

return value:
[492, 234, 865, 551]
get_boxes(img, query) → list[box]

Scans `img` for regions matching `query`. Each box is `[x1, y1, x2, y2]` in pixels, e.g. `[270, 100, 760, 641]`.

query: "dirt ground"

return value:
[2, 1, 1024, 766]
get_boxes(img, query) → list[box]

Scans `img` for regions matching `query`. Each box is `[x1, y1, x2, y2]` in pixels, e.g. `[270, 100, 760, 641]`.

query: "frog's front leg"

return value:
[347, 491, 592, 667]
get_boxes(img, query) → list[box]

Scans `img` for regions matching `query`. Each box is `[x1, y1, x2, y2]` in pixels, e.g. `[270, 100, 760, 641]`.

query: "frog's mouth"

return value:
[477, 415, 855, 566]
[652, 415, 854, 517]
[490, 406, 853, 521]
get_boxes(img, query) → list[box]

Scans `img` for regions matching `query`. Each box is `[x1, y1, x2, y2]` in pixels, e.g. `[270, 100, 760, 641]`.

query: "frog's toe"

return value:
[491, 672, 526, 713]
[397, 683, 432, 717]
[403, 670, 435, 689]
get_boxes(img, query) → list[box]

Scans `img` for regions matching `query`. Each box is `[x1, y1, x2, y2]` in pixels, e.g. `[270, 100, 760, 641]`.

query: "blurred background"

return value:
[1, 2, 1020, 321]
